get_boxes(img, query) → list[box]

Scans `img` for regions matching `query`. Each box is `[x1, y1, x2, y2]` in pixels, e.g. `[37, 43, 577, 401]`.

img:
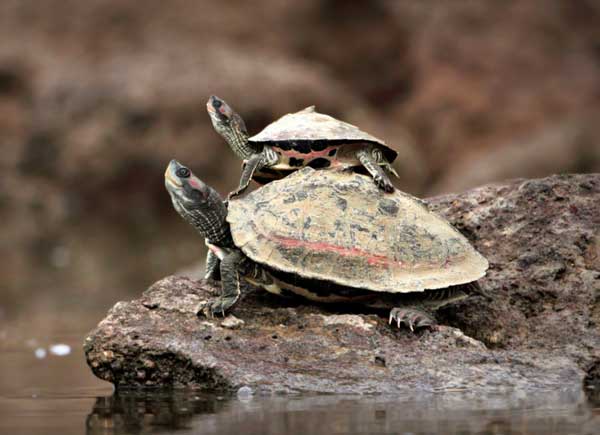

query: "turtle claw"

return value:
[388, 308, 435, 332]
[385, 165, 399, 179]
[374, 174, 395, 193]
[201, 296, 238, 318]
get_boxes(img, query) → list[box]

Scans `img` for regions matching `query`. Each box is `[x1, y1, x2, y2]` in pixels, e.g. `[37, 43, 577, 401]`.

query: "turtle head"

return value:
[165, 159, 231, 246]
[207, 95, 236, 126]
[165, 159, 210, 204]
[206, 95, 255, 160]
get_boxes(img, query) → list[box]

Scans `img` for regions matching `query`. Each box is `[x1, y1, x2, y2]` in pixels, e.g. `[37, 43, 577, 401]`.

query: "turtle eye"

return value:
[176, 167, 190, 178]
[212, 99, 222, 109]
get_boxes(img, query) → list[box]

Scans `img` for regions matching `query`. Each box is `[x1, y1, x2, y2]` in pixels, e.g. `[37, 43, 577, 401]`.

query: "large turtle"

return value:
[206, 96, 400, 197]
[164, 160, 489, 330]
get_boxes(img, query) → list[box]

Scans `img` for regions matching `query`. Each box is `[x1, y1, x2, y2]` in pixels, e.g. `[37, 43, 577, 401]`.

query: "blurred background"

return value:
[1, 0, 600, 400]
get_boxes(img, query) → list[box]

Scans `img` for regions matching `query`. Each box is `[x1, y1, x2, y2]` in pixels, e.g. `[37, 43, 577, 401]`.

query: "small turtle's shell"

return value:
[227, 168, 488, 293]
[249, 106, 398, 162]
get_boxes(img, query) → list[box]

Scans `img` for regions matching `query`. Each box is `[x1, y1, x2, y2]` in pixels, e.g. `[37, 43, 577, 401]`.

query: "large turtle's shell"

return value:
[249, 106, 398, 162]
[227, 168, 488, 293]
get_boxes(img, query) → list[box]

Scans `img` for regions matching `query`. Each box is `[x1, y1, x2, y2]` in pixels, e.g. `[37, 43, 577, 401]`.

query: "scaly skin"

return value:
[206, 96, 255, 160]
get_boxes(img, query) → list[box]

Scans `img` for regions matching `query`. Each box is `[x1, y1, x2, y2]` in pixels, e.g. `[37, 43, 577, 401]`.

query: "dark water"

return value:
[2, 323, 600, 435]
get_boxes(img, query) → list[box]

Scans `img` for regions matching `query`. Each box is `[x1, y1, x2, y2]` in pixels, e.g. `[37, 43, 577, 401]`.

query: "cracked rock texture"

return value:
[85, 174, 600, 393]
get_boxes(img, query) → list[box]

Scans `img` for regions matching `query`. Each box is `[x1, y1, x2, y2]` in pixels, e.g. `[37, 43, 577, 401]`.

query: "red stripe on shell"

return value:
[270, 234, 399, 267]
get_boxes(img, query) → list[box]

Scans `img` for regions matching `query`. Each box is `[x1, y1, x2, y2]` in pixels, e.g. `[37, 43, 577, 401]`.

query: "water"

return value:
[1, 322, 600, 434]
[85, 391, 600, 435]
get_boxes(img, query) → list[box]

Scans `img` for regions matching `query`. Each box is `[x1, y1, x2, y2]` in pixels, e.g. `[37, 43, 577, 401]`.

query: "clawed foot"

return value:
[374, 175, 395, 193]
[199, 296, 238, 318]
[388, 308, 435, 332]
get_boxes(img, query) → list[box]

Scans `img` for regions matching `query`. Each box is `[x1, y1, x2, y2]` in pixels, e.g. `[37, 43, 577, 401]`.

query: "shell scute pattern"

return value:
[227, 168, 488, 293]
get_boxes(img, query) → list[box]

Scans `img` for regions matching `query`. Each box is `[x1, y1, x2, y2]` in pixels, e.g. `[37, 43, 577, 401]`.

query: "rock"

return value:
[221, 315, 245, 330]
[83, 277, 583, 393]
[84, 174, 600, 393]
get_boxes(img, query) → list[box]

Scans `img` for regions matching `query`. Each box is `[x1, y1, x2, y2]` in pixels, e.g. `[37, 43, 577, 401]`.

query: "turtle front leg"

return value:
[229, 146, 279, 198]
[356, 148, 394, 193]
[382, 162, 399, 179]
[204, 248, 221, 281]
[204, 251, 245, 317]
[389, 307, 436, 331]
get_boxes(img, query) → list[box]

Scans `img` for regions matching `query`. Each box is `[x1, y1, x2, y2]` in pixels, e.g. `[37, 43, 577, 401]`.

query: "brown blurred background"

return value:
[1, 0, 600, 327]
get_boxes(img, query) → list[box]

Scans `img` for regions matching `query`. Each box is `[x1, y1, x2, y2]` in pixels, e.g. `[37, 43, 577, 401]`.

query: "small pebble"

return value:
[34, 348, 47, 359]
[221, 315, 245, 329]
[49, 344, 71, 356]
[237, 386, 254, 399]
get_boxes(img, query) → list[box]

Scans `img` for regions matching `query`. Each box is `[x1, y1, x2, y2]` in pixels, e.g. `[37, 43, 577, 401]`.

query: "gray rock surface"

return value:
[84, 174, 600, 393]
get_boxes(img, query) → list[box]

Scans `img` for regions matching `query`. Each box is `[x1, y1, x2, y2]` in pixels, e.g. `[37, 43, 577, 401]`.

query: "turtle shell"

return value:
[248, 106, 398, 162]
[227, 168, 488, 293]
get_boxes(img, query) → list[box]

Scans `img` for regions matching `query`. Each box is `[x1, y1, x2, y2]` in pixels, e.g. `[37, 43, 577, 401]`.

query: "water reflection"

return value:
[86, 389, 600, 435]
[86, 391, 228, 434]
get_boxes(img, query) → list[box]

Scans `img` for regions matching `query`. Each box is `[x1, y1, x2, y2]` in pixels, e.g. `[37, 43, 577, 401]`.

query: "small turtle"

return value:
[207, 96, 400, 198]
[165, 161, 489, 330]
